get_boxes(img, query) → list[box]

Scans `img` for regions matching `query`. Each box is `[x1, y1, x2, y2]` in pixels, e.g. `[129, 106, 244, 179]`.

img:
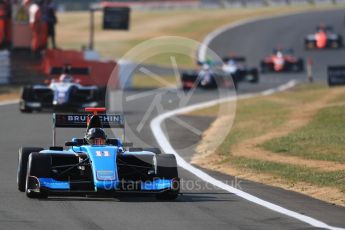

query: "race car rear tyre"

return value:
[143, 148, 161, 155]
[20, 87, 34, 113]
[305, 41, 315, 50]
[260, 62, 270, 73]
[298, 59, 305, 72]
[17, 147, 43, 192]
[155, 154, 179, 200]
[21, 86, 32, 100]
[337, 37, 343, 48]
[26, 153, 50, 198]
[249, 69, 259, 83]
[182, 86, 192, 91]
[19, 101, 33, 113]
[128, 148, 161, 154]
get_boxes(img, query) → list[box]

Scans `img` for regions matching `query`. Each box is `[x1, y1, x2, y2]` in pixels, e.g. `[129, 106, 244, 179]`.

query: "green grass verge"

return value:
[191, 84, 345, 196]
[227, 156, 345, 193]
[261, 94, 345, 163]
[216, 98, 289, 156]
[190, 84, 329, 156]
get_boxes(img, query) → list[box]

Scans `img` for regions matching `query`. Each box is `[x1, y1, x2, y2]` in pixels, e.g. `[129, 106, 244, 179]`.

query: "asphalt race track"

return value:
[1, 9, 345, 230]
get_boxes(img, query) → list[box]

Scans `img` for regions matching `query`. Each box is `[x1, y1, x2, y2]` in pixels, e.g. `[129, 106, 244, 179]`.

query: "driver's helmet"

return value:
[202, 64, 210, 70]
[227, 59, 235, 65]
[318, 24, 325, 32]
[276, 51, 283, 58]
[85, 128, 107, 146]
[59, 74, 73, 83]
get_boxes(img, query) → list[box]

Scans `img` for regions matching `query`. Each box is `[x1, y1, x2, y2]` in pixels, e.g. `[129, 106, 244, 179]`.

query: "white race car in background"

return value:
[20, 74, 104, 113]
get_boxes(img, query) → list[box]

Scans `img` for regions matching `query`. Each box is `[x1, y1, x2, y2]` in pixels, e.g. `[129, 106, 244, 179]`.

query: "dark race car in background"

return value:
[20, 67, 105, 113]
[260, 49, 304, 73]
[181, 57, 259, 90]
[305, 25, 343, 50]
[181, 64, 229, 90]
[222, 56, 259, 86]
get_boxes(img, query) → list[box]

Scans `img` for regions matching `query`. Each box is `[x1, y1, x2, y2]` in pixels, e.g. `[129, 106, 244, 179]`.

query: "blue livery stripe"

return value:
[39, 178, 70, 190]
[141, 179, 172, 191]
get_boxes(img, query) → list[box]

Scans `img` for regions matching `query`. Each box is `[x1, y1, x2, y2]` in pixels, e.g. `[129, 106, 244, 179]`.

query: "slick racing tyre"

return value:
[128, 148, 161, 155]
[297, 59, 305, 72]
[249, 69, 259, 83]
[20, 87, 33, 113]
[155, 154, 179, 200]
[17, 147, 43, 192]
[26, 153, 50, 198]
[260, 62, 271, 73]
[143, 148, 162, 155]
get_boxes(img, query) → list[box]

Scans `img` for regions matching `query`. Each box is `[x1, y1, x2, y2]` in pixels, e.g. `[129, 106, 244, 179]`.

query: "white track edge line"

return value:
[150, 80, 344, 230]
[0, 99, 19, 106]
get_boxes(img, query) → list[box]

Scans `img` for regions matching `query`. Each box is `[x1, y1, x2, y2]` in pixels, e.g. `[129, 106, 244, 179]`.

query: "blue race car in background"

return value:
[17, 108, 180, 200]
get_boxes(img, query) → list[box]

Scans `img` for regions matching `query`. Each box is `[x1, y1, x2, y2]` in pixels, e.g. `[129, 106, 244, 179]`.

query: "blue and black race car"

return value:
[17, 108, 180, 200]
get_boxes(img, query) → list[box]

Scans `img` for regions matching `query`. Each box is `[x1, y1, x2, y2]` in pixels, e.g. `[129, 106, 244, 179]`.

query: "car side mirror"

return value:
[123, 142, 133, 147]
[65, 141, 78, 147]
[197, 60, 204, 66]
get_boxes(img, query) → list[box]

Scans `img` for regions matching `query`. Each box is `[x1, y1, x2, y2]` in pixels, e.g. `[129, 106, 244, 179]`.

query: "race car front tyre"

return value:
[97, 87, 107, 106]
[155, 154, 179, 200]
[20, 102, 34, 113]
[290, 60, 304, 72]
[305, 40, 315, 50]
[260, 62, 271, 73]
[17, 147, 43, 192]
[336, 37, 343, 48]
[26, 153, 50, 198]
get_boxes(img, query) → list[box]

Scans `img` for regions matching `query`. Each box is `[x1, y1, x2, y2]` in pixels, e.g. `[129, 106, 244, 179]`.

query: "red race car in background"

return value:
[260, 48, 304, 73]
[305, 25, 343, 49]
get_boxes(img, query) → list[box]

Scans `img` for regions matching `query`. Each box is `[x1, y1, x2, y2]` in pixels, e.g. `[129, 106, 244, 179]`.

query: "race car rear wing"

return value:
[222, 56, 246, 63]
[53, 114, 124, 128]
[49, 67, 90, 75]
[52, 110, 125, 146]
[316, 25, 333, 32]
